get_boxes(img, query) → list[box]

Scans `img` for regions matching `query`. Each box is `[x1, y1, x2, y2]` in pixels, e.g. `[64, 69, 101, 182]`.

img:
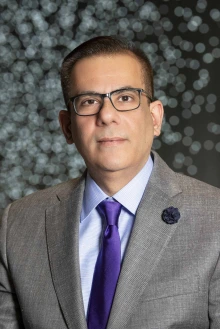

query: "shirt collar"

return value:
[80, 155, 153, 222]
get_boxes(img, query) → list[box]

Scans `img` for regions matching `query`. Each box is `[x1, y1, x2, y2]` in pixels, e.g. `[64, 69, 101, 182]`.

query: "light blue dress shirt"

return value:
[79, 156, 153, 315]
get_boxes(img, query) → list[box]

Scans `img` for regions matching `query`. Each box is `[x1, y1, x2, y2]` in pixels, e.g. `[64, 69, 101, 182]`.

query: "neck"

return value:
[88, 162, 148, 196]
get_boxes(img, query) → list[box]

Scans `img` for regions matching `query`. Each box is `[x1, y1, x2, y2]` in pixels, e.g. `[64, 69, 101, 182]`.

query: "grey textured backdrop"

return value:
[0, 0, 220, 215]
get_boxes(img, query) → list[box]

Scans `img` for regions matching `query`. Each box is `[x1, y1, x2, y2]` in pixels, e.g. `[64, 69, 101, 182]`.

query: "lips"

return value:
[98, 137, 126, 142]
[97, 137, 126, 146]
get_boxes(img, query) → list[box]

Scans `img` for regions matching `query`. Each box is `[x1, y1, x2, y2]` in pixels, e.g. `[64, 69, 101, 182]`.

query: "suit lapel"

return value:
[45, 176, 88, 329]
[107, 152, 183, 329]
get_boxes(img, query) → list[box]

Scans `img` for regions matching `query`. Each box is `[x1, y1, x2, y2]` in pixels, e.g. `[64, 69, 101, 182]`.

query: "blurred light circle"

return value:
[24, 188, 37, 196]
[189, 59, 200, 69]
[187, 165, 198, 175]
[199, 23, 209, 33]
[191, 104, 201, 114]
[29, 174, 41, 185]
[182, 136, 192, 146]
[195, 95, 205, 105]
[162, 19, 173, 31]
[180, 40, 193, 51]
[190, 141, 201, 152]
[168, 98, 178, 108]
[43, 175, 52, 185]
[196, 0, 207, 11]
[184, 126, 194, 136]
[187, 16, 202, 31]
[169, 66, 179, 76]
[117, 7, 128, 17]
[216, 142, 220, 152]
[132, 21, 143, 32]
[207, 94, 217, 104]
[176, 58, 185, 68]
[182, 109, 192, 119]
[205, 104, 215, 113]
[193, 80, 204, 90]
[174, 6, 184, 17]
[47, 2, 58, 13]
[150, 11, 161, 22]
[183, 8, 192, 19]
[169, 115, 179, 126]
[152, 139, 161, 150]
[58, 174, 68, 181]
[212, 48, 220, 58]
[184, 156, 193, 166]
[204, 140, 214, 150]
[199, 68, 209, 79]
[181, 100, 191, 109]
[195, 42, 205, 53]
[158, 95, 168, 105]
[175, 82, 186, 92]
[207, 123, 220, 134]
[172, 35, 182, 46]
[175, 152, 185, 164]
[203, 53, 214, 63]
[182, 90, 194, 101]
[209, 36, 219, 46]
[8, 188, 22, 200]
[210, 9, 220, 21]
[173, 161, 183, 169]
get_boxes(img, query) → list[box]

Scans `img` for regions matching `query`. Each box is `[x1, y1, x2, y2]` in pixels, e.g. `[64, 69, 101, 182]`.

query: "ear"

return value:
[150, 100, 164, 137]
[59, 110, 74, 144]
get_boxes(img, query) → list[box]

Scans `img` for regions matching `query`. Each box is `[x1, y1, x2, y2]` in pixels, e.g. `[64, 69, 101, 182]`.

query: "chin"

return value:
[97, 160, 126, 172]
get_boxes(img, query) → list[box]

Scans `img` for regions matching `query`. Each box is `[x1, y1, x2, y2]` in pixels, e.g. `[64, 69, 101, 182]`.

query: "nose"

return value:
[96, 95, 120, 126]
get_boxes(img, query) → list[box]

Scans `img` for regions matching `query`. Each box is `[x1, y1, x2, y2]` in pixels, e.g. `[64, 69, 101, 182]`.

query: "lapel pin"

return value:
[162, 206, 180, 224]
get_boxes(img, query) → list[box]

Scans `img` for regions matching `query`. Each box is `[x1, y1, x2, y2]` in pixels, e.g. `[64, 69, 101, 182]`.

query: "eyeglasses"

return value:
[68, 88, 153, 116]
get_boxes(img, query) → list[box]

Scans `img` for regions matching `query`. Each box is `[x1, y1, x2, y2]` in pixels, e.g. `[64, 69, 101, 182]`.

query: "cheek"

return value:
[137, 119, 154, 151]
[134, 112, 153, 137]
[71, 120, 94, 150]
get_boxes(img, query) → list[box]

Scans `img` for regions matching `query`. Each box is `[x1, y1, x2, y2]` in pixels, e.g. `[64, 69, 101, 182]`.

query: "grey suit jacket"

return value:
[1, 151, 220, 329]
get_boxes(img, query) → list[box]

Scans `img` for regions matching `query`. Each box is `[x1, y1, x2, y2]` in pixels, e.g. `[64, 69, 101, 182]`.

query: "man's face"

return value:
[59, 53, 163, 181]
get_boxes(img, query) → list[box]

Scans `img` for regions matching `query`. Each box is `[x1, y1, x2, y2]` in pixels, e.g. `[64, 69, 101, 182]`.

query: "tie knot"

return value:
[97, 200, 122, 226]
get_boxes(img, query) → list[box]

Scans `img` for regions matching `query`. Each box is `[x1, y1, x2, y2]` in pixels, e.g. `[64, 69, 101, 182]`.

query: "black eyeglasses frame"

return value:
[68, 87, 154, 116]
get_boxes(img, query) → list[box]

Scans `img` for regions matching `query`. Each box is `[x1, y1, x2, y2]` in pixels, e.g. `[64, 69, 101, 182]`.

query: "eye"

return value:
[116, 91, 136, 102]
[78, 96, 101, 107]
[119, 95, 132, 102]
[82, 99, 98, 105]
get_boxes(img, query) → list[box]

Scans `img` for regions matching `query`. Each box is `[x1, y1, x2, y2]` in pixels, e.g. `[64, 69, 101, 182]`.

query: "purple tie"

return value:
[87, 200, 122, 329]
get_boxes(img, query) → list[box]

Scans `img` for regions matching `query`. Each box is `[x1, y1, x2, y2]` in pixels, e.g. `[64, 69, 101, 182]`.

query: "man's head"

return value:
[59, 36, 164, 194]
[60, 36, 154, 109]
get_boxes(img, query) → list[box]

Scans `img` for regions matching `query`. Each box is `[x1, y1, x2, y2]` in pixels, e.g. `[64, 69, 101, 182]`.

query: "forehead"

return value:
[69, 53, 144, 94]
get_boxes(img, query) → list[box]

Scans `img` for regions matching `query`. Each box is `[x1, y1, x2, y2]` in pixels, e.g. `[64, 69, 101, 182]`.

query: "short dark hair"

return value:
[60, 36, 154, 109]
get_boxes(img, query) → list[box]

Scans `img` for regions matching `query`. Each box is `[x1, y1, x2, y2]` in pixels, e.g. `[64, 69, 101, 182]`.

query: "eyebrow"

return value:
[72, 86, 139, 96]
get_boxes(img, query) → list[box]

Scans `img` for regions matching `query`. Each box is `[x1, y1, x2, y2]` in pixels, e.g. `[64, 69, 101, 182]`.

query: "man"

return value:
[0, 36, 220, 329]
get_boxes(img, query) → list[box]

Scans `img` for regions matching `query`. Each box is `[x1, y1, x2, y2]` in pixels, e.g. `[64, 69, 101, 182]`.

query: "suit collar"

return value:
[150, 151, 182, 198]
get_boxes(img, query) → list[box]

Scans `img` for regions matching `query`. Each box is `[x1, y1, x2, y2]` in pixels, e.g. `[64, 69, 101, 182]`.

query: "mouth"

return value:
[97, 137, 126, 146]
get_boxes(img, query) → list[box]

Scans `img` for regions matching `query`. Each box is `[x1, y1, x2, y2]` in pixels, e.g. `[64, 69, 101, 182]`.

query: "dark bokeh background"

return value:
[0, 0, 220, 215]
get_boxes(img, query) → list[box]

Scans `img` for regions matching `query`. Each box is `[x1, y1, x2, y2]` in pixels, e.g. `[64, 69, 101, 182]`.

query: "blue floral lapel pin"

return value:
[162, 206, 180, 224]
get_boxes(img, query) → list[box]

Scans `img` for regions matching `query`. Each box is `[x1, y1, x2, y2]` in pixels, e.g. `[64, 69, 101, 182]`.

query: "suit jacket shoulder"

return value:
[7, 174, 85, 217]
[152, 150, 220, 202]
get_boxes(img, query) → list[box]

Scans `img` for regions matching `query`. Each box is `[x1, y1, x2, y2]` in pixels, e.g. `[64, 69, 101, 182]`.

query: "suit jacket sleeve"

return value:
[209, 247, 220, 328]
[0, 204, 25, 328]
